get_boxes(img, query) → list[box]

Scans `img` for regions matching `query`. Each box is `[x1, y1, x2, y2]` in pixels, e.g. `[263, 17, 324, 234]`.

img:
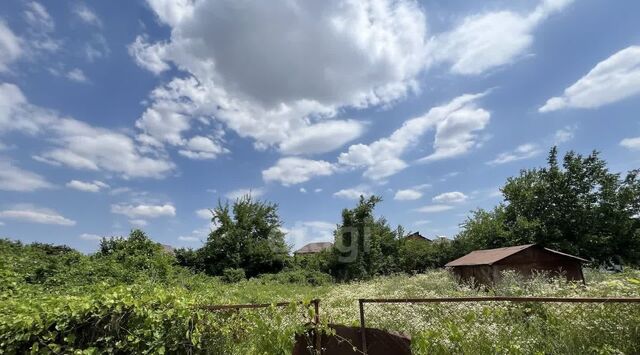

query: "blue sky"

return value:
[1, 0, 639, 253]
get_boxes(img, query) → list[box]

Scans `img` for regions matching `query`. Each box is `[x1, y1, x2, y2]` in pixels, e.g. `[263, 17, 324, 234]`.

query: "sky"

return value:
[0, 0, 639, 253]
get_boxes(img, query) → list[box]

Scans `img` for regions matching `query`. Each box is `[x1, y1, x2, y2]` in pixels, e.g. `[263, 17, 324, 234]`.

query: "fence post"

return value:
[359, 299, 367, 355]
[313, 299, 321, 354]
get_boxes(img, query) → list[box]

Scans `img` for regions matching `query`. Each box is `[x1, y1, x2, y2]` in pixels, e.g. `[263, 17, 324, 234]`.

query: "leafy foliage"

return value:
[197, 195, 290, 277]
[457, 147, 640, 265]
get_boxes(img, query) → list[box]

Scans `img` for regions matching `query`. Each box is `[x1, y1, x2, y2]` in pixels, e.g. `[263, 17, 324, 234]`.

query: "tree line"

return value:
[174, 147, 639, 281]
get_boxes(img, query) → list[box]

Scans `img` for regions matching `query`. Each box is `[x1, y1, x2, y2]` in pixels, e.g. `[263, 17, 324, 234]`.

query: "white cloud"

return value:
[429, 0, 573, 75]
[111, 203, 176, 218]
[66, 180, 109, 193]
[74, 4, 102, 27]
[263, 157, 335, 186]
[66, 68, 89, 83]
[178, 135, 227, 160]
[225, 188, 264, 200]
[414, 220, 431, 226]
[0, 21, 23, 72]
[299, 188, 307, 193]
[279, 120, 365, 155]
[415, 204, 454, 213]
[195, 208, 211, 220]
[333, 187, 371, 200]
[554, 126, 576, 144]
[314, 188, 323, 193]
[0, 205, 76, 226]
[620, 137, 640, 151]
[0, 83, 175, 179]
[540, 46, 640, 112]
[487, 143, 541, 165]
[0, 160, 53, 192]
[339, 94, 489, 180]
[432, 191, 468, 204]
[394, 189, 422, 201]
[284, 220, 335, 251]
[133, 0, 429, 154]
[79, 233, 102, 241]
[24, 2, 55, 32]
[128, 35, 170, 75]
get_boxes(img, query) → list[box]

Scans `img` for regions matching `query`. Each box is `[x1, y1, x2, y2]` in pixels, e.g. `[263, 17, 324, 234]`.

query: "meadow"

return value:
[2, 239, 639, 355]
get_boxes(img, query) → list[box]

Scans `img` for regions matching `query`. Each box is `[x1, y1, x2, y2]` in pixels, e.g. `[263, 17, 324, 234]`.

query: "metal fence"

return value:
[357, 296, 640, 355]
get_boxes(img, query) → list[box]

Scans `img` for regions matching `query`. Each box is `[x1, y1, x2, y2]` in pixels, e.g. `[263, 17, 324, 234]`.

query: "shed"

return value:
[445, 244, 588, 285]
[404, 232, 430, 242]
[294, 242, 333, 256]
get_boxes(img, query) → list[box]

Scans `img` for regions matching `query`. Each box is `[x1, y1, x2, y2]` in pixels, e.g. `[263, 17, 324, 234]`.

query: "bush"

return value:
[222, 268, 246, 283]
[257, 269, 333, 286]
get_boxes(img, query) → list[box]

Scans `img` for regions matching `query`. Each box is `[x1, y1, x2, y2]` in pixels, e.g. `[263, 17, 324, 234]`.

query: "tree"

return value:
[458, 147, 640, 265]
[329, 196, 402, 281]
[198, 195, 289, 277]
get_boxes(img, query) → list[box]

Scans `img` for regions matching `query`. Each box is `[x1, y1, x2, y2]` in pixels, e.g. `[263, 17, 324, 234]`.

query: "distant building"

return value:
[404, 232, 430, 242]
[294, 242, 333, 255]
[445, 244, 587, 285]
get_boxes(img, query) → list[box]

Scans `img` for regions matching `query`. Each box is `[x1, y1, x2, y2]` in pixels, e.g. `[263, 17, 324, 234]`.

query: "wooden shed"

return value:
[445, 244, 588, 285]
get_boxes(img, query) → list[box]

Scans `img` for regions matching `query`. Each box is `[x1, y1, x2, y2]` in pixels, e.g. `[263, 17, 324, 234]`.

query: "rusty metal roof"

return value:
[294, 242, 333, 254]
[445, 244, 587, 267]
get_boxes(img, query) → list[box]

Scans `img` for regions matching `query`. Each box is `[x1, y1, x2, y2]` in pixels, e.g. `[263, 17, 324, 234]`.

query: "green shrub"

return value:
[257, 269, 333, 286]
[222, 268, 246, 283]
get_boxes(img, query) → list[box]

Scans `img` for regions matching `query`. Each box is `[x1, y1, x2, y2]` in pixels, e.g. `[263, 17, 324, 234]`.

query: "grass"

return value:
[2, 267, 639, 354]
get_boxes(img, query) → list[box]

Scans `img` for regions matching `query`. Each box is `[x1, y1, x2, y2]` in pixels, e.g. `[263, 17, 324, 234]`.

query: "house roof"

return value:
[294, 242, 333, 254]
[404, 232, 430, 241]
[445, 244, 588, 267]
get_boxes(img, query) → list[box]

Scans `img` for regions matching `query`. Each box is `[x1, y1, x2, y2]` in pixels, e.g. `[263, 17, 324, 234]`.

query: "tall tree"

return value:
[198, 195, 289, 277]
[458, 147, 640, 264]
[330, 196, 401, 281]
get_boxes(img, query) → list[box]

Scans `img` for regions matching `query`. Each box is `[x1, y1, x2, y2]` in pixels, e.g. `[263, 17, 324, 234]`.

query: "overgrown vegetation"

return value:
[1, 147, 639, 353]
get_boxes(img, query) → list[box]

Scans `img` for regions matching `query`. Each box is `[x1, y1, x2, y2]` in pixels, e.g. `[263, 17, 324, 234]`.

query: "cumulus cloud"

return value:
[284, 220, 336, 250]
[111, 203, 176, 218]
[225, 188, 264, 200]
[333, 186, 372, 200]
[0, 160, 53, 192]
[339, 94, 489, 180]
[394, 185, 431, 201]
[429, 0, 574, 75]
[432, 191, 468, 204]
[178, 135, 227, 160]
[132, 0, 429, 154]
[0, 205, 76, 226]
[540, 46, 640, 112]
[66, 180, 109, 192]
[620, 137, 640, 151]
[195, 208, 212, 220]
[0, 21, 22, 72]
[262, 157, 335, 186]
[0, 83, 174, 178]
[414, 204, 453, 213]
[279, 120, 365, 155]
[487, 143, 541, 165]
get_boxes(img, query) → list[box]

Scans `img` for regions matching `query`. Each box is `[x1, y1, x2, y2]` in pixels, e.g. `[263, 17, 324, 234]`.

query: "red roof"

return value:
[445, 244, 588, 267]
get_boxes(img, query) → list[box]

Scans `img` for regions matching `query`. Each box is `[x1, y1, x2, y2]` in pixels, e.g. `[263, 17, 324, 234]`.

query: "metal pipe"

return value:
[359, 299, 367, 355]
[359, 296, 640, 304]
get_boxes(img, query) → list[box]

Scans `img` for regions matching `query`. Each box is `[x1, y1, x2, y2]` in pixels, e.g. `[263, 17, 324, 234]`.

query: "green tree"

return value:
[458, 147, 640, 265]
[329, 195, 401, 281]
[198, 195, 289, 277]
